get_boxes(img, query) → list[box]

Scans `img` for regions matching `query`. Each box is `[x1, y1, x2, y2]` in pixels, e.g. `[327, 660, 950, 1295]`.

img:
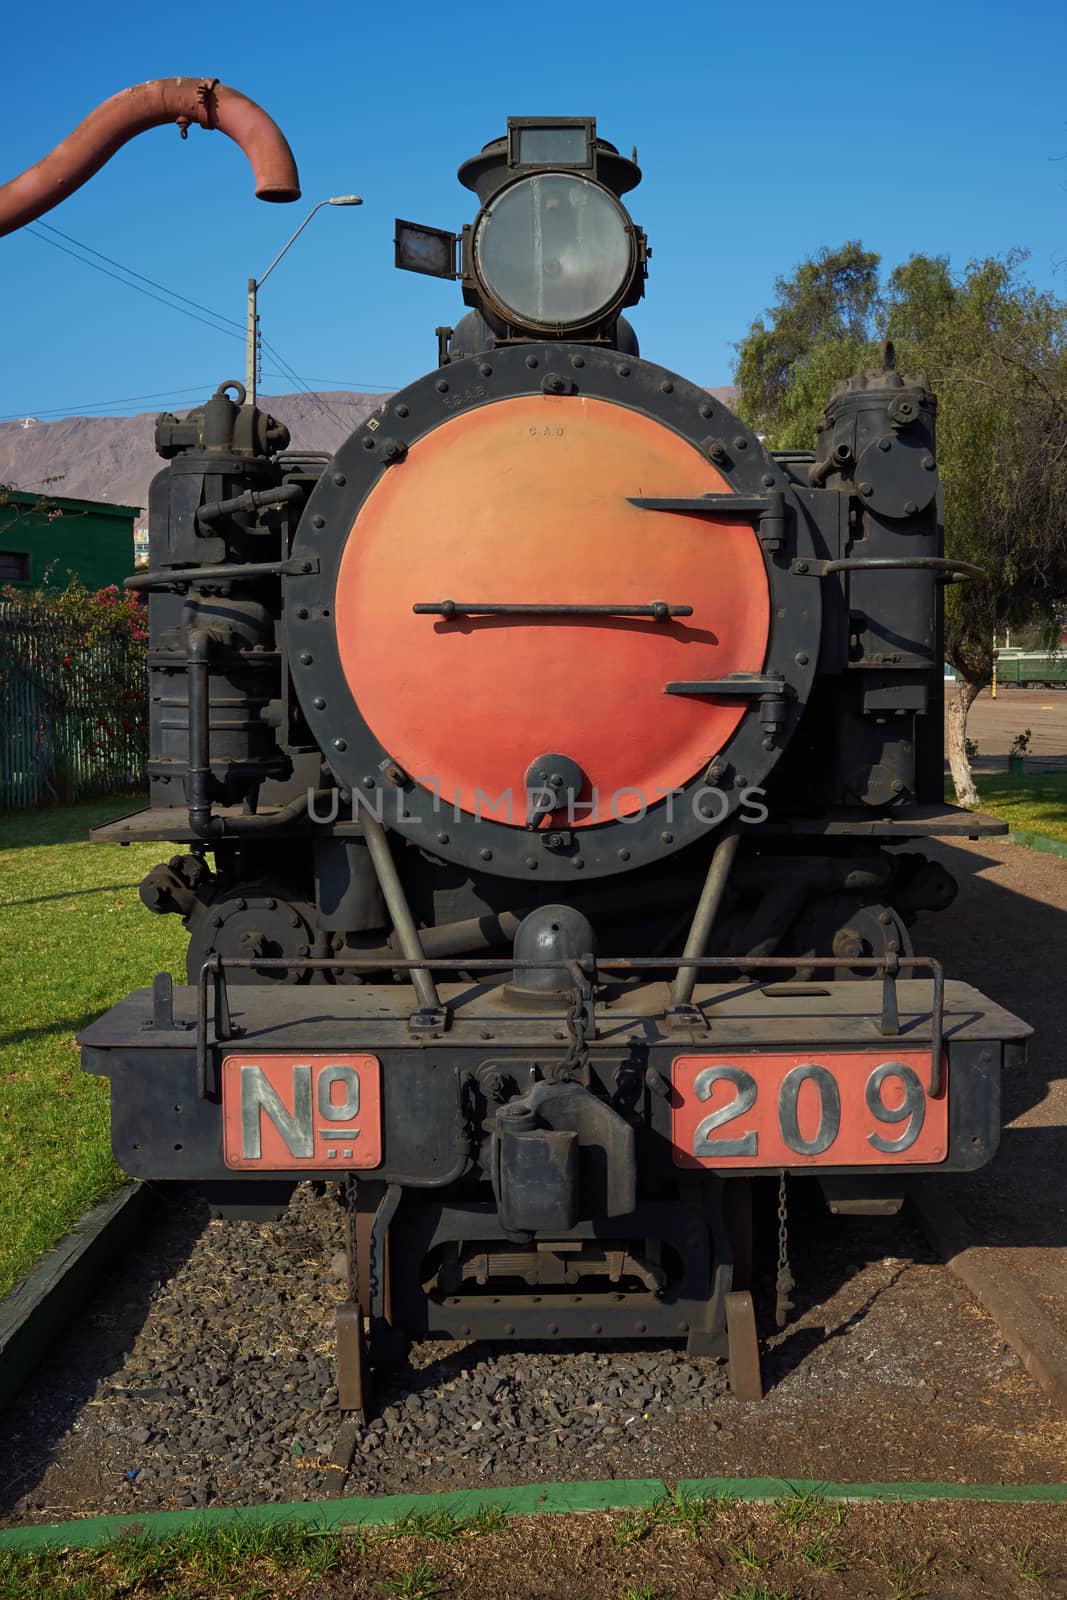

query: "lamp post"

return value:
[245, 194, 362, 404]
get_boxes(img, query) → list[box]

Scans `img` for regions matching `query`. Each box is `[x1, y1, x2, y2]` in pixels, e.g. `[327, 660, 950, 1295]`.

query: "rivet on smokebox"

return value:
[311, 514, 325, 528]
[334, 739, 347, 752]
[859, 481, 874, 496]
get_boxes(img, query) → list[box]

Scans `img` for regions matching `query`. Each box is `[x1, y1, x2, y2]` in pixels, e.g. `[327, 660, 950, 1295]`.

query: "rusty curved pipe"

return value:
[0, 76, 300, 238]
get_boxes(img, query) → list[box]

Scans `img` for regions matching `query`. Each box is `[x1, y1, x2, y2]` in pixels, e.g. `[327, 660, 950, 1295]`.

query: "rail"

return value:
[192, 951, 945, 1100]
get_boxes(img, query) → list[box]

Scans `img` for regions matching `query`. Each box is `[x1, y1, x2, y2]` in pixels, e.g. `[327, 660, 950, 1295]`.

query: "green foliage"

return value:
[0, 576, 148, 802]
[734, 245, 1067, 692]
[734, 241, 881, 444]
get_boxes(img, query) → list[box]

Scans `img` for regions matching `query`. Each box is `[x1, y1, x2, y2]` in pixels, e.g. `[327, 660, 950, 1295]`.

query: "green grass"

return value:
[946, 770, 1067, 843]
[612, 1489, 723, 1547]
[0, 798, 184, 1296]
[0, 1522, 346, 1599]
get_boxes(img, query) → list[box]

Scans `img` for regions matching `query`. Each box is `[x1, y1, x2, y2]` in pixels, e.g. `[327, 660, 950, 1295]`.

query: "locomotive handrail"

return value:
[413, 600, 693, 620]
[193, 951, 945, 1100]
[125, 555, 318, 592]
[792, 556, 984, 582]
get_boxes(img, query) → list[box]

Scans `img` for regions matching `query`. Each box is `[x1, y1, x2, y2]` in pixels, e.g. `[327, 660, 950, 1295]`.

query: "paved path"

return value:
[946, 684, 1067, 770]
[919, 834, 1067, 1340]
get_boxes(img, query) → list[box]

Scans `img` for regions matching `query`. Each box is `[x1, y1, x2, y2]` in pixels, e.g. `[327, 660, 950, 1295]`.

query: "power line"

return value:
[281, 375, 398, 392]
[0, 383, 222, 423]
[259, 336, 350, 437]
[33, 221, 246, 332]
[25, 225, 245, 344]
[24, 222, 366, 438]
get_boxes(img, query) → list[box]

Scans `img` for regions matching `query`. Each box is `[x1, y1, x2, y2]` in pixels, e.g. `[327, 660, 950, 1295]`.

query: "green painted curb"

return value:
[1008, 828, 1067, 859]
[4, 1477, 1067, 1553]
[676, 1477, 1067, 1504]
[0, 1479, 668, 1551]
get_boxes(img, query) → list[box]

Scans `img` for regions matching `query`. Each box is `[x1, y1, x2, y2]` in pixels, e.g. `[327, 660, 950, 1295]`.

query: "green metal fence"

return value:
[0, 602, 147, 809]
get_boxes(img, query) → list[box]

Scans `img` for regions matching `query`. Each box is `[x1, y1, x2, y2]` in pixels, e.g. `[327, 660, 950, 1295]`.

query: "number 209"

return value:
[691, 1060, 926, 1159]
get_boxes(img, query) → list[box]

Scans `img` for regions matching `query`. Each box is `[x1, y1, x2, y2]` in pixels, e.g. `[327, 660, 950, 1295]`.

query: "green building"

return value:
[0, 488, 140, 592]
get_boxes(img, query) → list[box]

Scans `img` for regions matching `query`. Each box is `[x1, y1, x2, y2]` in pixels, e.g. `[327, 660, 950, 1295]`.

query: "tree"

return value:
[735, 248, 1067, 805]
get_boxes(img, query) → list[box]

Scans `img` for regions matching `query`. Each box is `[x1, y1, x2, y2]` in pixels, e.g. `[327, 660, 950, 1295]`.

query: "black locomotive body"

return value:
[81, 119, 1030, 1396]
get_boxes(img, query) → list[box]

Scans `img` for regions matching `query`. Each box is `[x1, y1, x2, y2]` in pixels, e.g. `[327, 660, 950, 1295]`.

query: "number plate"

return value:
[222, 1054, 382, 1170]
[671, 1051, 947, 1168]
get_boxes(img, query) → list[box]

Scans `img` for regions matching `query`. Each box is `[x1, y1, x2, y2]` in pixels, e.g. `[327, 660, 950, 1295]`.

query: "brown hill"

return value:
[0, 391, 383, 513]
[0, 384, 739, 514]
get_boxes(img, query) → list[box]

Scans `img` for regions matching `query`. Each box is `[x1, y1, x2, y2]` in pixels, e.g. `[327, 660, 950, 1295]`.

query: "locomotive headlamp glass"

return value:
[473, 173, 633, 329]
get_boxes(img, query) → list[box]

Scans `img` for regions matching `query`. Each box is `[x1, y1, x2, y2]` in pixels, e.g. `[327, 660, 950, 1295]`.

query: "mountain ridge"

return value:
[0, 384, 739, 514]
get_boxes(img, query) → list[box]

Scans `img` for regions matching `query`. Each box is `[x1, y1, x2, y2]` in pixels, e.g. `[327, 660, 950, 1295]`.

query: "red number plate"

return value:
[672, 1051, 948, 1168]
[222, 1054, 382, 1170]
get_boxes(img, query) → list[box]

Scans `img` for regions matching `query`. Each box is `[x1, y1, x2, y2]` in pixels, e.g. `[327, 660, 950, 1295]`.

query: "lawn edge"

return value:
[4, 1476, 1067, 1552]
[1007, 827, 1067, 858]
[0, 1182, 147, 1412]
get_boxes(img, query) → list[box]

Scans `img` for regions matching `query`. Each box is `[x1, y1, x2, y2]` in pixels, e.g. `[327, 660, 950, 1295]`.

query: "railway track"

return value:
[2, 1176, 1065, 1527]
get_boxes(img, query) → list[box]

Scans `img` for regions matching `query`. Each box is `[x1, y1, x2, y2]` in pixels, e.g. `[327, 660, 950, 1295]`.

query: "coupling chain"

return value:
[553, 984, 590, 1081]
[774, 1169, 795, 1330]
[343, 1172, 359, 1311]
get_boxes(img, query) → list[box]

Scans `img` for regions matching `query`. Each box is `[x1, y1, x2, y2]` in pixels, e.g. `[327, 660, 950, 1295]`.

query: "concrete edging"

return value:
[0, 1182, 148, 1412]
[3, 1476, 1067, 1552]
[1007, 828, 1067, 860]
[908, 1184, 1067, 1415]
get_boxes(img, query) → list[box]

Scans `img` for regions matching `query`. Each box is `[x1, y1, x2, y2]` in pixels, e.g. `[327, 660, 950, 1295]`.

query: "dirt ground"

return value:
[4, 1500, 1067, 1600]
[915, 833, 1067, 1340]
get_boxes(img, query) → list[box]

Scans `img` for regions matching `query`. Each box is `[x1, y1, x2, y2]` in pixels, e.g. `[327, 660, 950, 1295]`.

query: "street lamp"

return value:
[245, 194, 362, 403]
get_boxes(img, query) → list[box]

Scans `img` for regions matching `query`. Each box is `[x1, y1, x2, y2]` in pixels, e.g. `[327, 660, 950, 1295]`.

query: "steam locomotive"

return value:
[78, 117, 1030, 1403]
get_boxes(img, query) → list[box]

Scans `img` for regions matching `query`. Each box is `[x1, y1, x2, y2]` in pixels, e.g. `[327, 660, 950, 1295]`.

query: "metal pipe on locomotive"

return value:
[56, 113, 1028, 1405]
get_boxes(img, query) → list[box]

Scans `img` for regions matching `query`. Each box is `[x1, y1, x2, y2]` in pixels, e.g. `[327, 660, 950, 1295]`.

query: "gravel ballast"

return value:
[3, 1172, 1067, 1526]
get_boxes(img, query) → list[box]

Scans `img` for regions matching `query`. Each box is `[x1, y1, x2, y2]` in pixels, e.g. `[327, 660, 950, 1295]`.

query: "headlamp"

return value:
[472, 172, 635, 333]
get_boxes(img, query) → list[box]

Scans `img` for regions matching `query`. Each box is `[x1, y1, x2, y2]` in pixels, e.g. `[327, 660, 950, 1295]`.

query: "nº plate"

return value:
[222, 1054, 382, 1170]
[672, 1050, 948, 1169]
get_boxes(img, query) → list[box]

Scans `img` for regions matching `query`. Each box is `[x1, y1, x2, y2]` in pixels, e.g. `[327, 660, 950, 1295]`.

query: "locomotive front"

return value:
[81, 118, 1031, 1399]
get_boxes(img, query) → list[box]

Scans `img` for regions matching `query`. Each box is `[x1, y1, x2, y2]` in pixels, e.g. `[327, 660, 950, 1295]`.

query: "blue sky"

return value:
[1, 0, 1065, 430]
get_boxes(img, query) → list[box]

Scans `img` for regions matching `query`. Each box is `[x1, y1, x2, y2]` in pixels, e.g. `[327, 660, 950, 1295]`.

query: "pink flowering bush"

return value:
[0, 578, 149, 801]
